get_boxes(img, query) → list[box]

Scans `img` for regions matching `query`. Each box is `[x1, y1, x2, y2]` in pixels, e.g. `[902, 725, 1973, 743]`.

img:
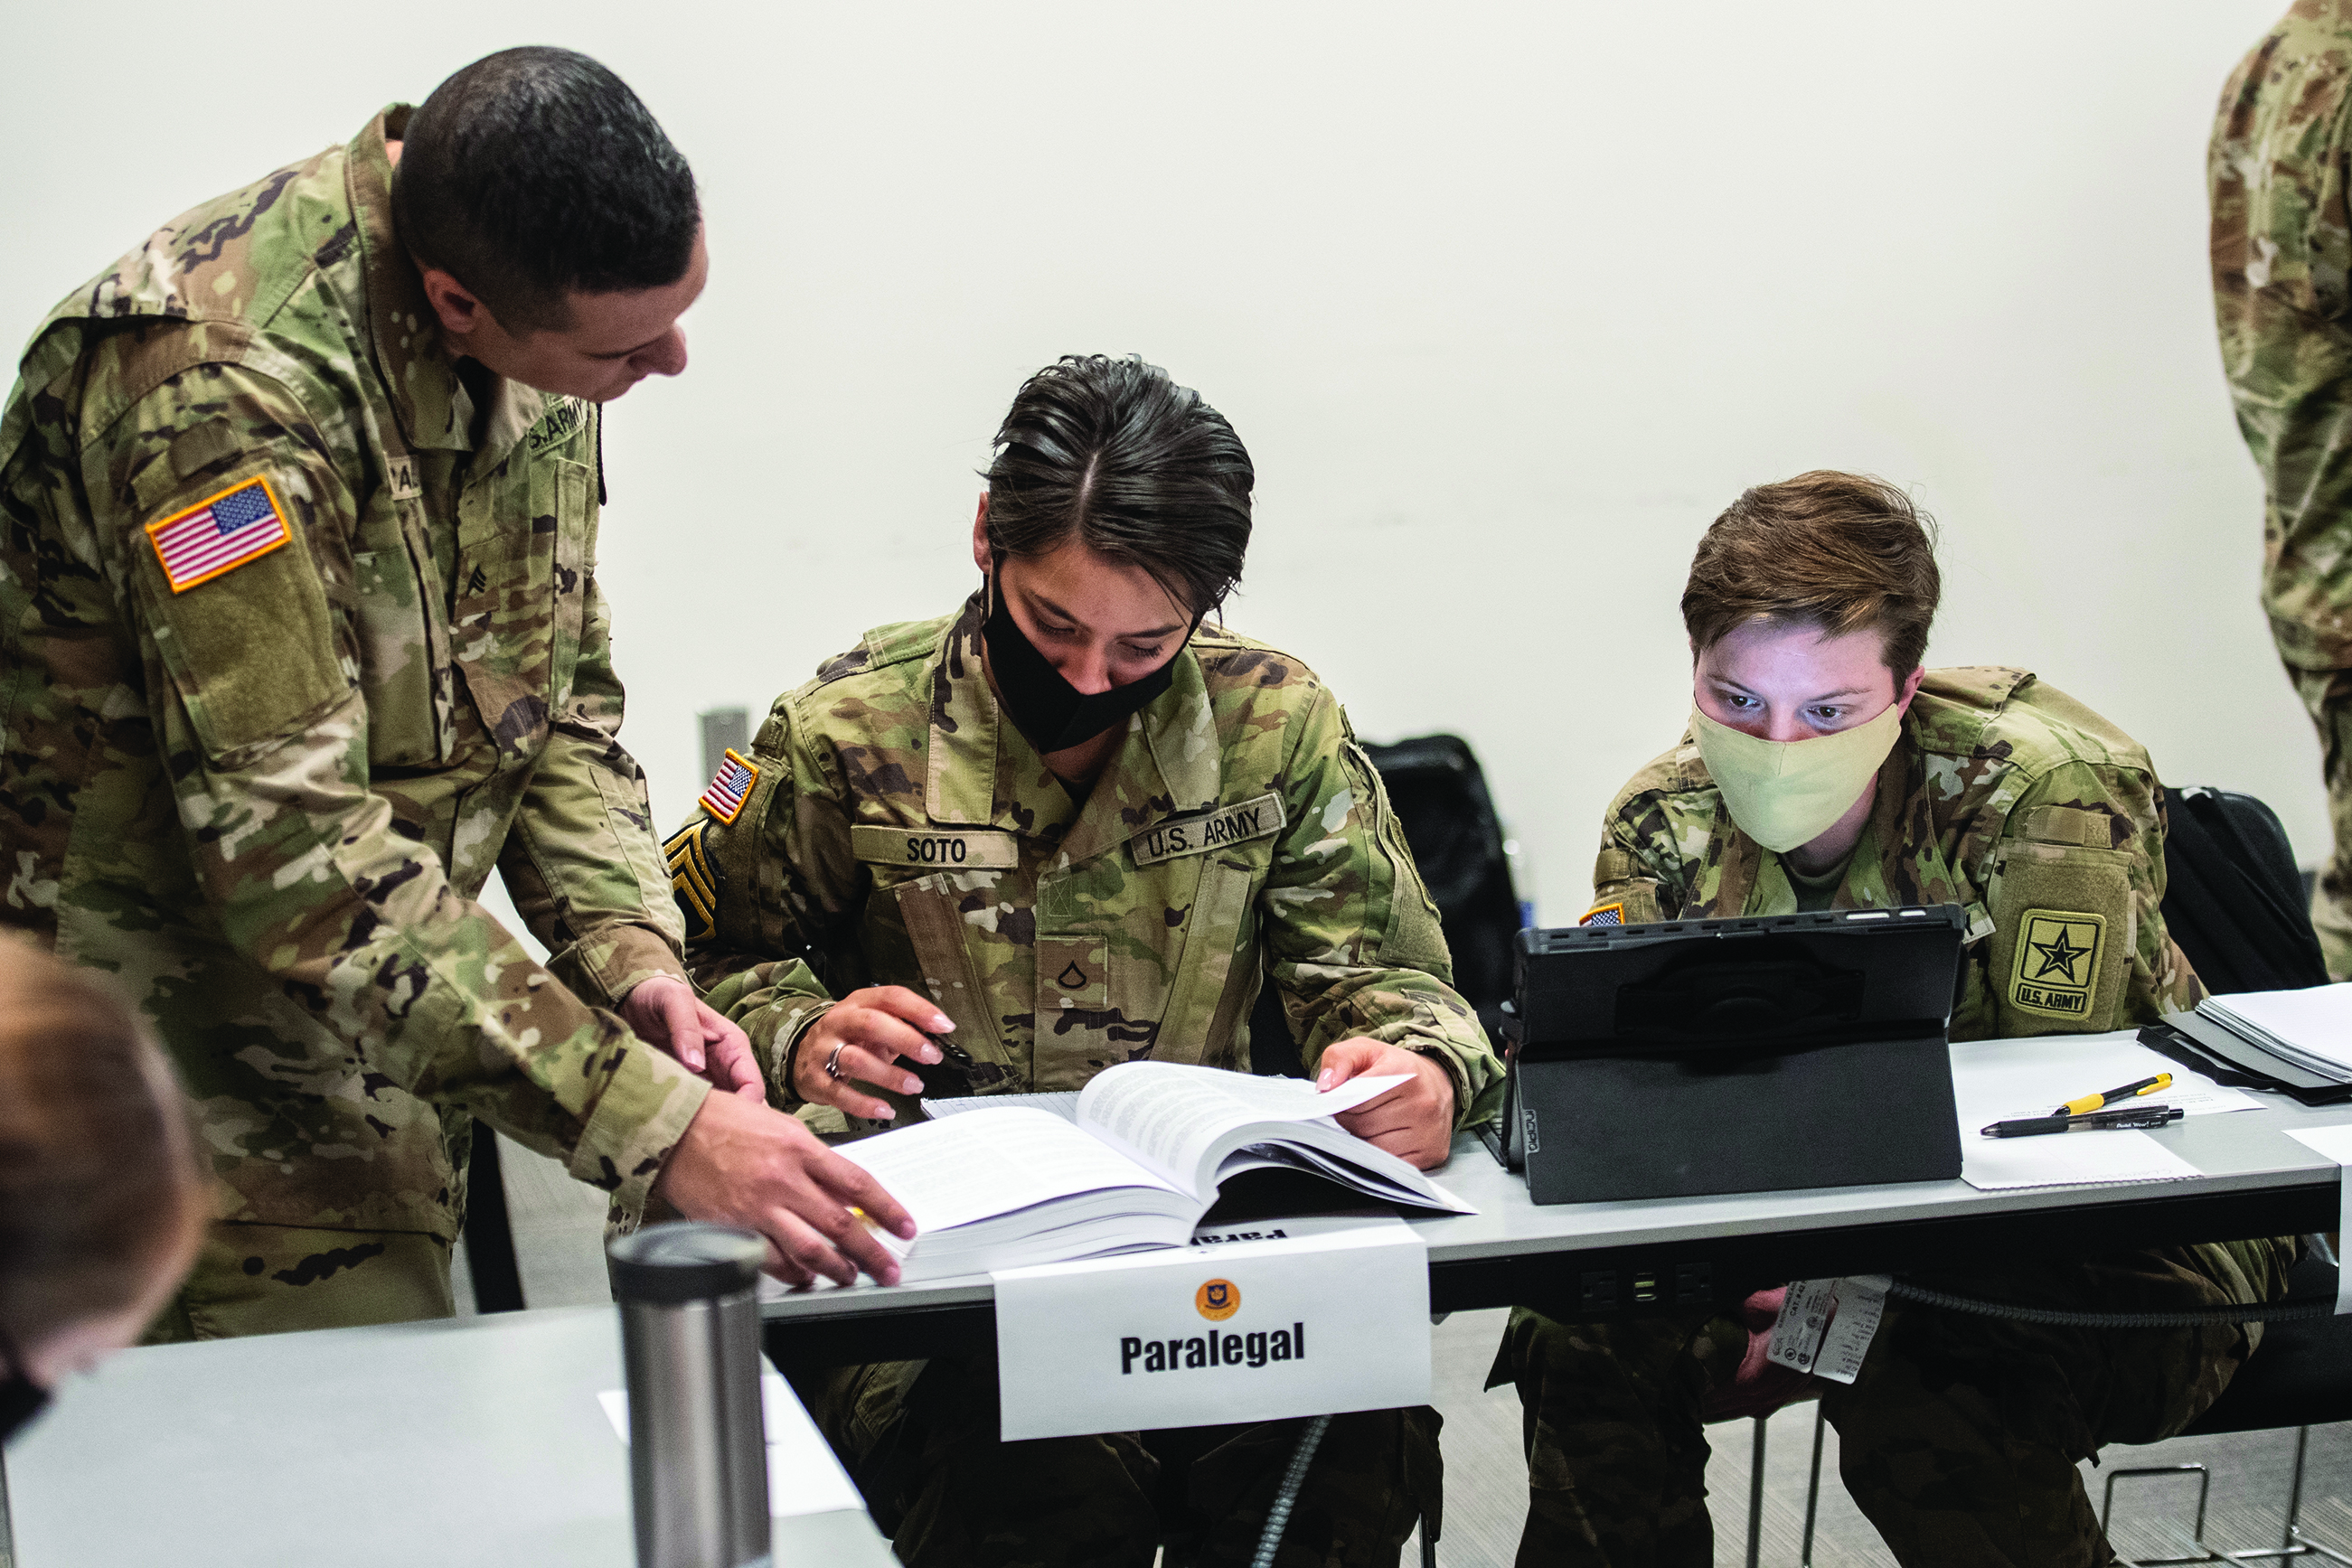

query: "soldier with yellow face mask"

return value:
[1491, 472, 2294, 1568]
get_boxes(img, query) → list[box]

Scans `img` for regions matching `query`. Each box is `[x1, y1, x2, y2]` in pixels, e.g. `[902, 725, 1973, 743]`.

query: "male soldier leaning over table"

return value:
[1491, 472, 2296, 1568]
[0, 46, 911, 1340]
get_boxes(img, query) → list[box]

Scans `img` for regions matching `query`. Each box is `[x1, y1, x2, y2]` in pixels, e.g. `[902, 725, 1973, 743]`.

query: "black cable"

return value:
[1886, 1279, 2337, 1329]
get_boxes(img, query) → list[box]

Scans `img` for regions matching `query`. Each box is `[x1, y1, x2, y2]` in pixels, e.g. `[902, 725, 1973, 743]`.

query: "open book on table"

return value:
[834, 1060, 1476, 1282]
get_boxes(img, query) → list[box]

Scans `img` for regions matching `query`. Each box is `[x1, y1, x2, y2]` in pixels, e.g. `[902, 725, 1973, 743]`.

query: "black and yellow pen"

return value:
[2051, 1072, 2171, 1117]
[1983, 1105, 2184, 1138]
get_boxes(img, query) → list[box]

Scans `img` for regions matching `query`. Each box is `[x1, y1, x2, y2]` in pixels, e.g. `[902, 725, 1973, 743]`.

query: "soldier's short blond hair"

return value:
[1681, 471, 1942, 676]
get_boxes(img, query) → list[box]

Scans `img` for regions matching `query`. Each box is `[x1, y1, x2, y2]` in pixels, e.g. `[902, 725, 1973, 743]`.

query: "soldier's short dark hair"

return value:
[1682, 471, 1943, 676]
[390, 47, 700, 335]
[983, 356, 1255, 620]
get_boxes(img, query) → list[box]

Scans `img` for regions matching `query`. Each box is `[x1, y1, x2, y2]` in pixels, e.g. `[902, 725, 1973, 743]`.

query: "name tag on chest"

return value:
[1131, 793, 1286, 868]
[851, 825, 1021, 870]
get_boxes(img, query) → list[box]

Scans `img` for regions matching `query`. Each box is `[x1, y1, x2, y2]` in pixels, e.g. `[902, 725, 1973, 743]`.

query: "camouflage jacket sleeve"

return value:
[1587, 763, 1700, 924]
[1952, 759, 2204, 1039]
[495, 559, 689, 1008]
[91, 363, 708, 1216]
[1262, 690, 1503, 1128]
[680, 692, 854, 1112]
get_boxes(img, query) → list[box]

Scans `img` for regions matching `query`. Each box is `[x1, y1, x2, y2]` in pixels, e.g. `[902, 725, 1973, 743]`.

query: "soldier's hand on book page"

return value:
[1317, 1038, 1455, 1169]
[654, 1090, 917, 1288]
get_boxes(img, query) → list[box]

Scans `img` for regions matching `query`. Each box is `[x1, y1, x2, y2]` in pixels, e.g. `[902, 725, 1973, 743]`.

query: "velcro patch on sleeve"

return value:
[1131, 793, 1286, 868]
[699, 748, 761, 825]
[665, 819, 721, 943]
[146, 474, 292, 592]
[2006, 908, 2107, 1020]
[1581, 901, 1626, 927]
[850, 825, 1020, 869]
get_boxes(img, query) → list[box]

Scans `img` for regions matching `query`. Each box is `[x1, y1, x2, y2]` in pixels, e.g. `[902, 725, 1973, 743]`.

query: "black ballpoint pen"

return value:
[1981, 1104, 2185, 1139]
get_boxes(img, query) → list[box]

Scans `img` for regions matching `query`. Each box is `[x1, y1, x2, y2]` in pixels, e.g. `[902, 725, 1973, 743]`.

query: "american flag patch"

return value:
[1580, 901, 1626, 928]
[146, 475, 291, 593]
[700, 748, 760, 825]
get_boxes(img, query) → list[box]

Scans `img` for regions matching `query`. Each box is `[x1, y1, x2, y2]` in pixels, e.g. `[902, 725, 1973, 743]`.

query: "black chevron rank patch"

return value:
[665, 819, 721, 943]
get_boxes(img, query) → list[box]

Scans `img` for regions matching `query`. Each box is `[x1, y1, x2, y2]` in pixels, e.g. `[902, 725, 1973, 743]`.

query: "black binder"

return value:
[1491, 906, 1968, 1204]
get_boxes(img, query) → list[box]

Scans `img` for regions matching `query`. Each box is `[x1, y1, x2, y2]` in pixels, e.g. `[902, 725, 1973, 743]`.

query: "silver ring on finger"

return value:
[824, 1044, 848, 1081]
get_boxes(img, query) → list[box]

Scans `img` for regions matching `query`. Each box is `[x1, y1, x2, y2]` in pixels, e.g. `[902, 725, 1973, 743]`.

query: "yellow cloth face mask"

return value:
[1688, 699, 1905, 854]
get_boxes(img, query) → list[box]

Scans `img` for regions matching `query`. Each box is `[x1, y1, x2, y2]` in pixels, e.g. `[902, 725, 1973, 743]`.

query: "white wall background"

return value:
[1, 1, 2312, 922]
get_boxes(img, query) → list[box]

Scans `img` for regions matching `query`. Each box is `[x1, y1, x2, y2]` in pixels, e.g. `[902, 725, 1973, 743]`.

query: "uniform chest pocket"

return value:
[450, 456, 591, 756]
[350, 492, 453, 768]
[878, 867, 1015, 1072]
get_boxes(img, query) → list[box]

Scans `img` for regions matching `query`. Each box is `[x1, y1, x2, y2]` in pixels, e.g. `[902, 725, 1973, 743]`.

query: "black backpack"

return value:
[2159, 784, 2328, 996]
[1250, 734, 1519, 1075]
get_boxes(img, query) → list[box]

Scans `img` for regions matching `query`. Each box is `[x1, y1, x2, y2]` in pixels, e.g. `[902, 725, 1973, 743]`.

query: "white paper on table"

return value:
[598, 1370, 865, 1518]
[1960, 1128, 2202, 1190]
[1950, 1032, 2262, 1128]
[2284, 1124, 2352, 1315]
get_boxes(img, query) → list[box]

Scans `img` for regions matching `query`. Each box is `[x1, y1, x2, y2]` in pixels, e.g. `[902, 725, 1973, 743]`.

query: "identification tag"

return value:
[1763, 1277, 1838, 1375]
[992, 1213, 1431, 1441]
[1764, 1275, 1892, 1384]
[1812, 1274, 1891, 1385]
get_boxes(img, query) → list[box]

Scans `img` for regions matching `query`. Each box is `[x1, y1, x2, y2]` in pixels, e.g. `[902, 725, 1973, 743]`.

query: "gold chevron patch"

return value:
[665, 819, 720, 943]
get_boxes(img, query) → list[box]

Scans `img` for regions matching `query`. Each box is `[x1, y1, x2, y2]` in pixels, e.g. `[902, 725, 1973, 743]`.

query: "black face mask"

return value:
[980, 573, 1199, 755]
[0, 1322, 52, 1446]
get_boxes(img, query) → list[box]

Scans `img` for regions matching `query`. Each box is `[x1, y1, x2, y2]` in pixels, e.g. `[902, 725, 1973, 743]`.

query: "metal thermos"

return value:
[607, 1223, 771, 1568]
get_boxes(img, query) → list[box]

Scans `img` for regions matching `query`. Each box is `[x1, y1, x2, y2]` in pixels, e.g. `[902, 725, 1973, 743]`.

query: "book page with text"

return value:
[1074, 1061, 1411, 1197]
[837, 1107, 1183, 1233]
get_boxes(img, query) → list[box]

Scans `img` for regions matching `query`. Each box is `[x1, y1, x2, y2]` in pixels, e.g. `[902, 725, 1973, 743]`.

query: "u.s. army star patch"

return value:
[2007, 908, 2106, 1020]
[146, 474, 292, 592]
[1581, 902, 1626, 928]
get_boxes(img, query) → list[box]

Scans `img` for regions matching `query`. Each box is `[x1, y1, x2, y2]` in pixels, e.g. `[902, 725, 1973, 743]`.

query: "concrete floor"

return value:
[463, 1134, 2352, 1567]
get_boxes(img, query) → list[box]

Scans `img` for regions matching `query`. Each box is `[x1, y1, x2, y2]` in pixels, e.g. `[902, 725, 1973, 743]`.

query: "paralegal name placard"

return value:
[992, 1212, 1431, 1441]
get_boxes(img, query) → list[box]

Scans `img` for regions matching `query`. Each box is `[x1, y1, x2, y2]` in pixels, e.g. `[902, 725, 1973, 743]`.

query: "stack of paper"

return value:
[2197, 984, 2352, 1084]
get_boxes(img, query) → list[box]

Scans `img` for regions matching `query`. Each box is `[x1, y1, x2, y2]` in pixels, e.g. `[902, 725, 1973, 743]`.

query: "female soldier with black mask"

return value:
[666, 354, 1500, 1567]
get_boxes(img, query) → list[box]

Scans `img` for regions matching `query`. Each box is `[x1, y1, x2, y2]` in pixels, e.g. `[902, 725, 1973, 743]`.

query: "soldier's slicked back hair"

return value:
[1682, 471, 1942, 676]
[0, 938, 205, 1350]
[390, 47, 700, 334]
[984, 355, 1255, 620]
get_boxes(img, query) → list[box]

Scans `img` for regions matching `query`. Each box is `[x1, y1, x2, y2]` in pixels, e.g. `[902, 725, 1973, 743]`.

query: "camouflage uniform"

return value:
[1491, 670, 2297, 1567]
[675, 595, 1501, 1567]
[0, 108, 709, 1338]
[2213, 0, 2352, 975]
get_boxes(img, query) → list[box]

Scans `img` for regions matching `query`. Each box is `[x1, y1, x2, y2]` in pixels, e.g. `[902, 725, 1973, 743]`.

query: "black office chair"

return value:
[2101, 1247, 2352, 1565]
[1247, 732, 1521, 1079]
[2160, 784, 2328, 995]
